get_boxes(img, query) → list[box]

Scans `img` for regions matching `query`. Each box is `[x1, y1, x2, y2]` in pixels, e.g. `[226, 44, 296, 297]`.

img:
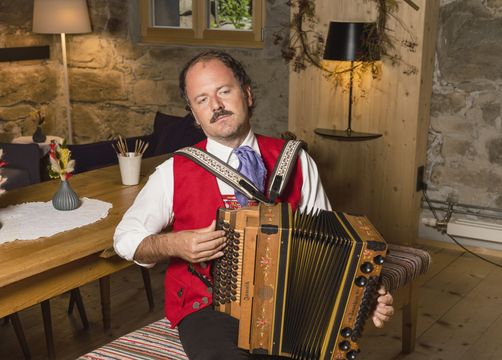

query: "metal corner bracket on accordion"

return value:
[212, 202, 387, 360]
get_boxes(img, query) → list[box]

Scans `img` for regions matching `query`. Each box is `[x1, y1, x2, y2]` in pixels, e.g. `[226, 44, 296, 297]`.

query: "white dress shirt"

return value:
[113, 131, 332, 262]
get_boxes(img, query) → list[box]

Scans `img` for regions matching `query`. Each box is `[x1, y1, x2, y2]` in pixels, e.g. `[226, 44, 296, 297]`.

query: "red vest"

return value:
[165, 135, 303, 327]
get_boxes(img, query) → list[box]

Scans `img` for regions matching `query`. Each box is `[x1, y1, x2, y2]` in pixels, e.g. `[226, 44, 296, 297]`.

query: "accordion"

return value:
[213, 203, 387, 360]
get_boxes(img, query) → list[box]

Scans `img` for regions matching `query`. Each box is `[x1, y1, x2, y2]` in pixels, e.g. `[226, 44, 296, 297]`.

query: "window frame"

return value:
[140, 0, 264, 48]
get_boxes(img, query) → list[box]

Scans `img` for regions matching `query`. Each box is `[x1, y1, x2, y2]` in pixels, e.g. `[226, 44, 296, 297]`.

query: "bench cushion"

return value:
[79, 318, 187, 360]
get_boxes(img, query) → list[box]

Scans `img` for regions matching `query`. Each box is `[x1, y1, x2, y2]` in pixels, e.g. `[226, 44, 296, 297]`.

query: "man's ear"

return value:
[245, 86, 253, 107]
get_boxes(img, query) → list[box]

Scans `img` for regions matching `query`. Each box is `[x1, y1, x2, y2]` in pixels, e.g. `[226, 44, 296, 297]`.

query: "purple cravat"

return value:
[233, 145, 267, 206]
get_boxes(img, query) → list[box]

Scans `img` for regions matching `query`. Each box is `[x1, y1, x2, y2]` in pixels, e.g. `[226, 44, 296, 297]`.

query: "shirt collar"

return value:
[206, 130, 260, 162]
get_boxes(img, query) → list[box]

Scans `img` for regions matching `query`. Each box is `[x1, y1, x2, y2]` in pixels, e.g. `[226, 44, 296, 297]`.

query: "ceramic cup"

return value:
[118, 152, 142, 185]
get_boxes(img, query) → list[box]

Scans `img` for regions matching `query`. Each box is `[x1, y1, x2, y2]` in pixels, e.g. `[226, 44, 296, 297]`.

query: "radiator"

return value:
[447, 218, 502, 244]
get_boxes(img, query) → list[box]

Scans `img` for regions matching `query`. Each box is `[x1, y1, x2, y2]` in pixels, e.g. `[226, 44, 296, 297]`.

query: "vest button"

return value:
[202, 296, 208, 304]
[192, 301, 200, 309]
[200, 262, 207, 269]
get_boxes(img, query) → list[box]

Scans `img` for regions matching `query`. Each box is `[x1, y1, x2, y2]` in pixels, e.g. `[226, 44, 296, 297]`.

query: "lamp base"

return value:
[314, 128, 382, 141]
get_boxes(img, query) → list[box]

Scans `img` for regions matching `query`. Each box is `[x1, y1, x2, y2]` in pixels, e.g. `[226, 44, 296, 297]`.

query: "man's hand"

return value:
[371, 286, 394, 328]
[134, 220, 226, 264]
[168, 220, 226, 263]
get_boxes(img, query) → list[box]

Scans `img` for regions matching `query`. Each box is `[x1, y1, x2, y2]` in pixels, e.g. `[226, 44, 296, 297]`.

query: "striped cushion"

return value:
[79, 318, 188, 360]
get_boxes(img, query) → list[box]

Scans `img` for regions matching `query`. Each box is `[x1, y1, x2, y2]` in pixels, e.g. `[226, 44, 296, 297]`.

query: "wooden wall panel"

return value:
[289, 0, 440, 245]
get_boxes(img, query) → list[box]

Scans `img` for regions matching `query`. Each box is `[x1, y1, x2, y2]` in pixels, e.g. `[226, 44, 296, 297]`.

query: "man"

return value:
[114, 51, 394, 359]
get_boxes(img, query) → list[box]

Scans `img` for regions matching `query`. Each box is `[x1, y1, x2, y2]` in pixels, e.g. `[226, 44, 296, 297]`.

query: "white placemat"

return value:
[0, 198, 113, 244]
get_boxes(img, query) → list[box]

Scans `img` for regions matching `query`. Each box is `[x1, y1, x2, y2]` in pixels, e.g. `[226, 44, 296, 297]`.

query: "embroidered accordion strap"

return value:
[174, 146, 271, 205]
[267, 140, 304, 202]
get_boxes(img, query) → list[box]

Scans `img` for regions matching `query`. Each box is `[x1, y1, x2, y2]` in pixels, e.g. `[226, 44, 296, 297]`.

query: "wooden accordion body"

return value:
[213, 203, 387, 360]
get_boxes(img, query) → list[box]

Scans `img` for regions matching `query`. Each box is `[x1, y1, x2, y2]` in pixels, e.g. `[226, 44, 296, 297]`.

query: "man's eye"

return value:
[219, 89, 230, 95]
[197, 97, 208, 105]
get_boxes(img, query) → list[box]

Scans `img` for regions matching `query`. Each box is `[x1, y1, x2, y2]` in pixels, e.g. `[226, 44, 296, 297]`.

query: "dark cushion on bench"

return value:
[67, 112, 206, 174]
[67, 135, 152, 174]
[0, 142, 40, 190]
[150, 112, 206, 156]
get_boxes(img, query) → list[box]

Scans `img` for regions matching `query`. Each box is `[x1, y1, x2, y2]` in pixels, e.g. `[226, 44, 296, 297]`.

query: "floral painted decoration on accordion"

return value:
[0, 149, 7, 195]
[48, 140, 75, 181]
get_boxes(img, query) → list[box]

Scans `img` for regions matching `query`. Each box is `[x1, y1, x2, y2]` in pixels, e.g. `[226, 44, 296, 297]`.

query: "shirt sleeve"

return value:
[113, 159, 174, 265]
[297, 149, 332, 212]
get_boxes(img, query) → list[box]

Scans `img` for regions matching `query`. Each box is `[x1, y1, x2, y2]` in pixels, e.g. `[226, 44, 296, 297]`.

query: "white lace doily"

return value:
[0, 197, 113, 244]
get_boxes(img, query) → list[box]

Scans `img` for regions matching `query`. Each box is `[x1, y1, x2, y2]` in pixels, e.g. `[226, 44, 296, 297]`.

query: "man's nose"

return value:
[210, 97, 224, 112]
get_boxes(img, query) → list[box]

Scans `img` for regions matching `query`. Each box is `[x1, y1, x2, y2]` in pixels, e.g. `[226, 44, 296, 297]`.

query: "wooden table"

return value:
[0, 155, 168, 355]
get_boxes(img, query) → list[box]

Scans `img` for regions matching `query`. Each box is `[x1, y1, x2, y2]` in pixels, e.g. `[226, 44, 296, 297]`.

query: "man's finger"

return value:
[375, 304, 394, 316]
[195, 249, 225, 262]
[377, 293, 393, 305]
[372, 316, 384, 328]
[196, 236, 227, 252]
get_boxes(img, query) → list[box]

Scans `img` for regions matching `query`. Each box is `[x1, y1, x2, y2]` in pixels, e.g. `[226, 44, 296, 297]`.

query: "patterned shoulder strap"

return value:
[174, 147, 271, 205]
[267, 140, 304, 202]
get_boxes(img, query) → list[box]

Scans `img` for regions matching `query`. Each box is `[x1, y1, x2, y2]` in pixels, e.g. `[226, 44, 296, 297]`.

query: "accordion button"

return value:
[360, 262, 374, 274]
[355, 276, 368, 287]
[338, 340, 351, 351]
[340, 327, 352, 338]
[373, 255, 385, 265]
[347, 350, 359, 360]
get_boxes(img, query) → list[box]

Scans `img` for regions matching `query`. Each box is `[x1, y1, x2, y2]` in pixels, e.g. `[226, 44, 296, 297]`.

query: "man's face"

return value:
[185, 59, 252, 148]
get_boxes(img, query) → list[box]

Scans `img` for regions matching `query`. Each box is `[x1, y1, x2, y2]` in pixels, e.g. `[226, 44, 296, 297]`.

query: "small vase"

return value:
[32, 126, 47, 143]
[52, 180, 81, 211]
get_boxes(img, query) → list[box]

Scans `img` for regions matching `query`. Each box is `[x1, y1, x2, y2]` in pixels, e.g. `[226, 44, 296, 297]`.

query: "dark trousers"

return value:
[178, 307, 288, 360]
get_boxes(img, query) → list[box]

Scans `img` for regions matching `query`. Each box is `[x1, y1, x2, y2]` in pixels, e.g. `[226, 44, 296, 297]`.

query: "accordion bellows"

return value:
[213, 203, 387, 360]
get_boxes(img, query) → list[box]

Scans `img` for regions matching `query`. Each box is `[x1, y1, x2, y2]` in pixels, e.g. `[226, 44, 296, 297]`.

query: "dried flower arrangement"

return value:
[273, 0, 419, 81]
[48, 141, 75, 181]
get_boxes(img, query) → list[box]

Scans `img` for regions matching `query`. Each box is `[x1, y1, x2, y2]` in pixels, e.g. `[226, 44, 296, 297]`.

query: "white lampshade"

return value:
[33, 0, 91, 34]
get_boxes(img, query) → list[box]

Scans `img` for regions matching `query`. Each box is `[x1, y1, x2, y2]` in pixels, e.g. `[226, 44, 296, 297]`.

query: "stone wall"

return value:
[0, 0, 289, 143]
[426, 0, 502, 211]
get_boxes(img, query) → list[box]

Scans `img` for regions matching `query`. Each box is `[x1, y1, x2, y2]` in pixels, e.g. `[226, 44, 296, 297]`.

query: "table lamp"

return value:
[33, 0, 92, 144]
[315, 21, 381, 141]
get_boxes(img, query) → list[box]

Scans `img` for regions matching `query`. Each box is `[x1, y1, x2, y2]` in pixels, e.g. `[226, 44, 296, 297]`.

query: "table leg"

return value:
[41, 300, 56, 360]
[9, 313, 31, 359]
[140, 267, 155, 311]
[99, 276, 111, 330]
[71, 288, 89, 329]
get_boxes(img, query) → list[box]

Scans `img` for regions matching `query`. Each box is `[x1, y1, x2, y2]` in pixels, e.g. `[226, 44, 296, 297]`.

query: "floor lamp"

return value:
[33, 0, 92, 144]
[315, 21, 381, 141]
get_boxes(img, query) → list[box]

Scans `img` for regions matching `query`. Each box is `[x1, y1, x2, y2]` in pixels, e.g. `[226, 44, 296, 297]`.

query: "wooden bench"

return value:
[80, 244, 431, 359]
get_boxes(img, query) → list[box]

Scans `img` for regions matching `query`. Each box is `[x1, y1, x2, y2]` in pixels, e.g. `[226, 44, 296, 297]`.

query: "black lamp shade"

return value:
[323, 22, 380, 62]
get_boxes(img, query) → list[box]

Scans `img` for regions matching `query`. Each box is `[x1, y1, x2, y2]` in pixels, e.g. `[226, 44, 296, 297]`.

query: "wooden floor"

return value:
[2, 243, 502, 360]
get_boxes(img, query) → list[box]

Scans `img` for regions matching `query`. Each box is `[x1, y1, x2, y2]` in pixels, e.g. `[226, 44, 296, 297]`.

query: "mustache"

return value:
[210, 109, 234, 123]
